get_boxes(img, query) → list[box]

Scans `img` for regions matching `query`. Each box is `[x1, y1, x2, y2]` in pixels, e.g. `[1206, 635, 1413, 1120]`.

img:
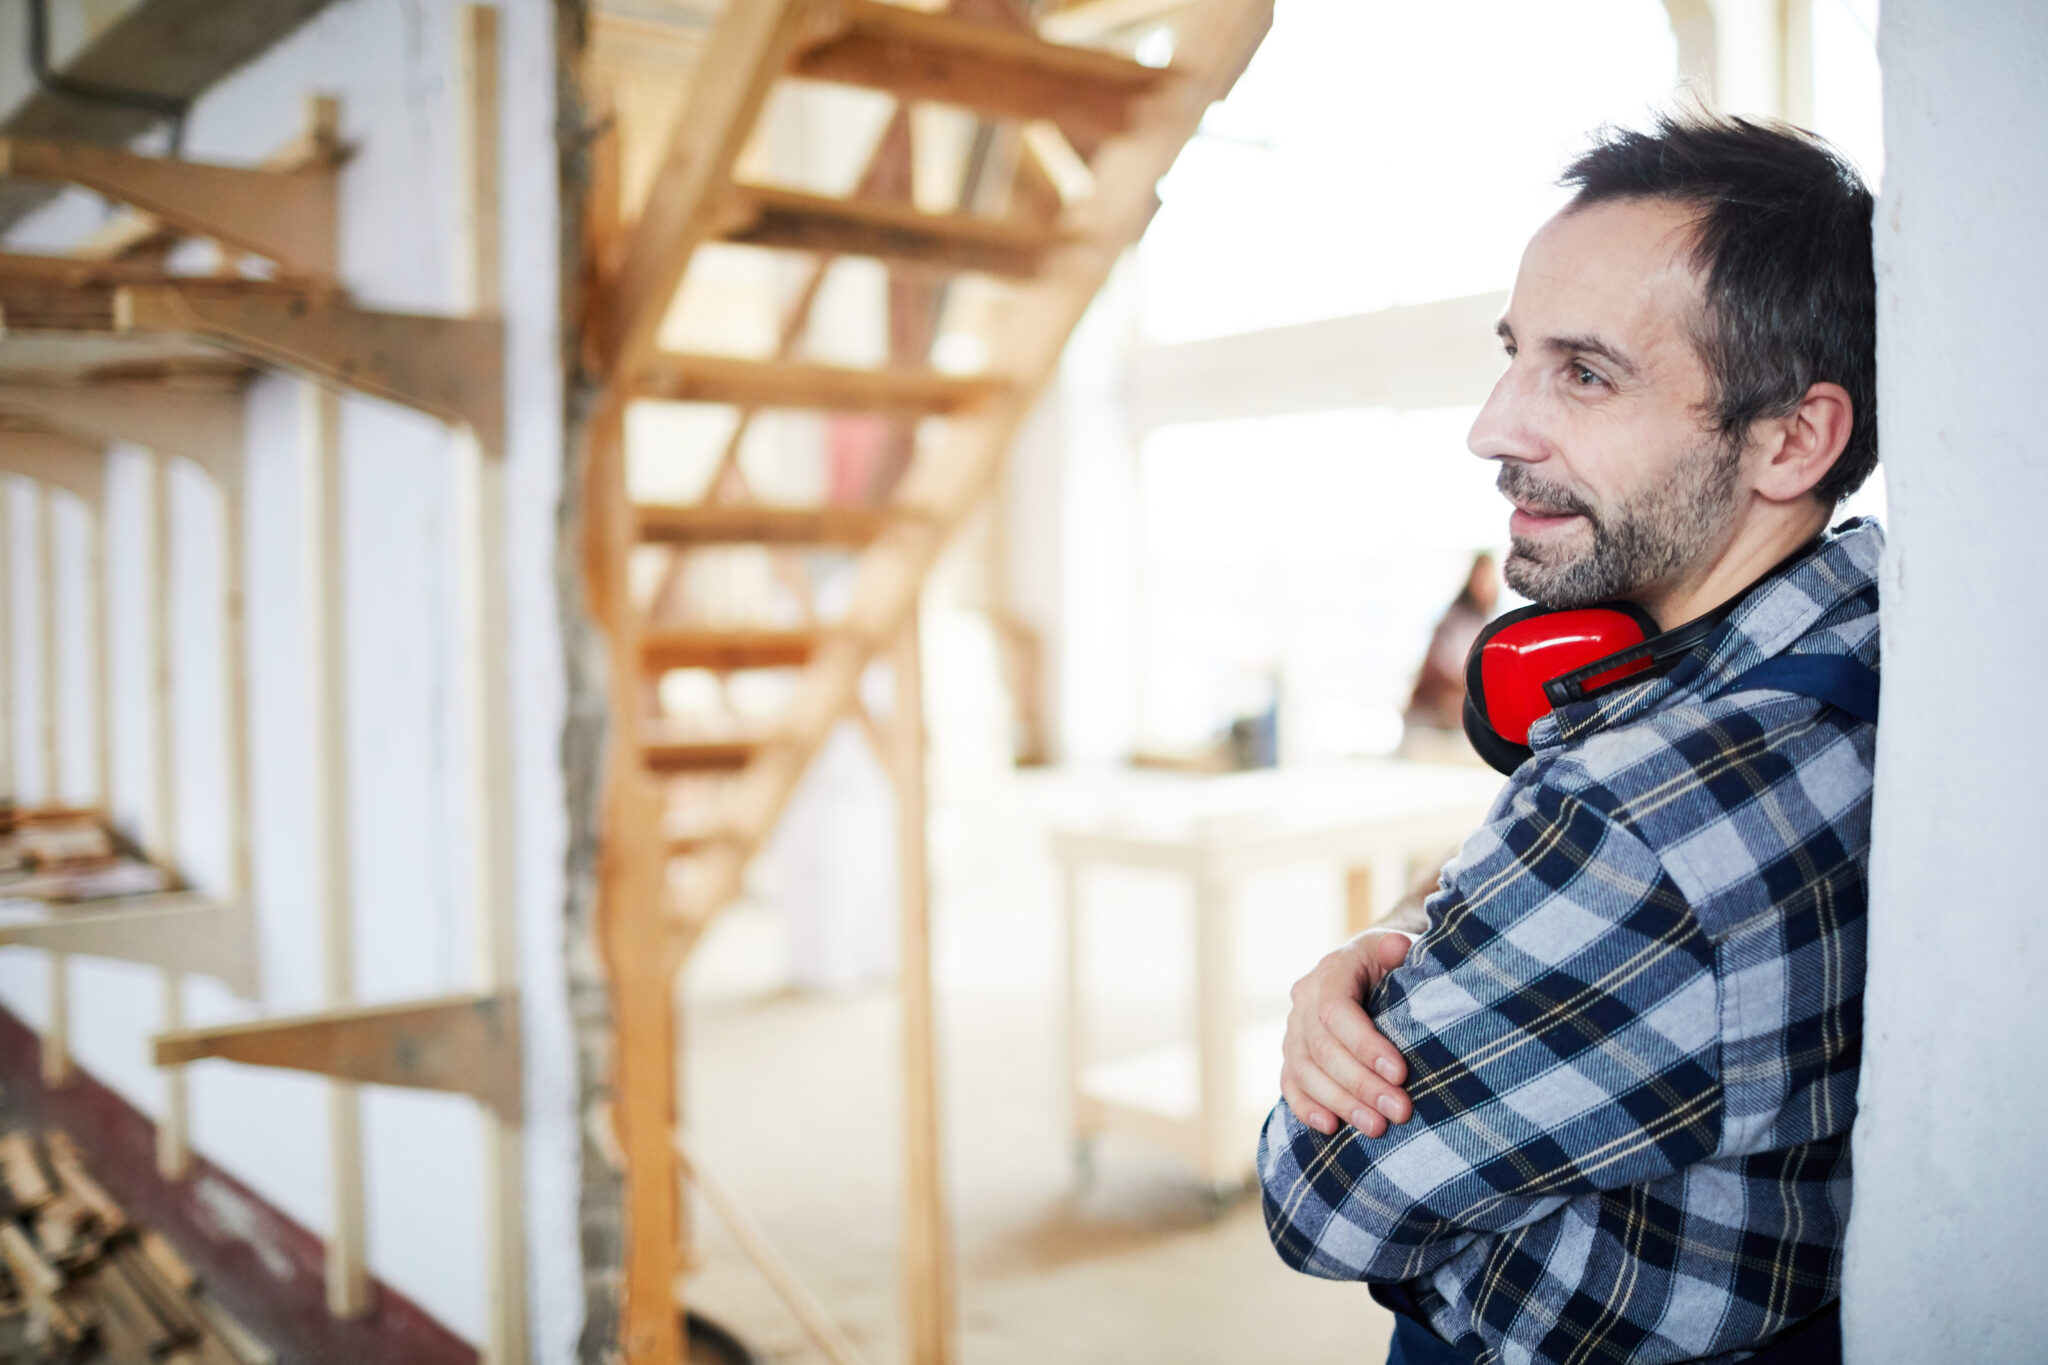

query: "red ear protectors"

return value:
[1462, 600, 1725, 775]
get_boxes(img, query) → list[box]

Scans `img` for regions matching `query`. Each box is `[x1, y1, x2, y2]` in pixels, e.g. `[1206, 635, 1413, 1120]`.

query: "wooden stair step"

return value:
[721, 184, 1052, 278]
[635, 502, 899, 548]
[644, 737, 760, 775]
[637, 352, 1007, 414]
[642, 629, 816, 672]
[791, 0, 1166, 137]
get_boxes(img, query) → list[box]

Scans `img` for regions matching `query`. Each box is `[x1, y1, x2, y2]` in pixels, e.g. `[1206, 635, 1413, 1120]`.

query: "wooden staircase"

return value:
[578, 1, 1270, 1360]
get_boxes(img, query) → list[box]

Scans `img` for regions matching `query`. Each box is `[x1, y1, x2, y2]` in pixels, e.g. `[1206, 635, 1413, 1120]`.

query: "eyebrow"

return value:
[1494, 320, 1644, 383]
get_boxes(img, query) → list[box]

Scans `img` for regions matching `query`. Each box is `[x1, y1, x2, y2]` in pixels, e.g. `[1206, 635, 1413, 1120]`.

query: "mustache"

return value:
[1496, 464, 1597, 521]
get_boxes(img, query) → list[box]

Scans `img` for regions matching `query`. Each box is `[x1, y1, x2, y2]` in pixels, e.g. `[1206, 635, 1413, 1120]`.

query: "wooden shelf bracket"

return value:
[0, 895, 259, 1000]
[0, 137, 338, 279]
[152, 992, 522, 1122]
[0, 380, 244, 487]
[117, 285, 504, 452]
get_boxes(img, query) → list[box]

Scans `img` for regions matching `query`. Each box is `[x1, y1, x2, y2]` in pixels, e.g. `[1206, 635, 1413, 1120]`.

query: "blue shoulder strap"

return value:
[1711, 655, 1880, 724]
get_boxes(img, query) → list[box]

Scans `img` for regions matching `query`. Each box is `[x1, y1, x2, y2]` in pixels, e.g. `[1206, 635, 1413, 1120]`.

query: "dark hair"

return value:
[1560, 113, 1877, 504]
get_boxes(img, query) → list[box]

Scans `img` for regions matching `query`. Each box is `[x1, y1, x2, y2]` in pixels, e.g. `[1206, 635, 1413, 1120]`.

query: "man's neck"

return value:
[1632, 501, 1834, 630]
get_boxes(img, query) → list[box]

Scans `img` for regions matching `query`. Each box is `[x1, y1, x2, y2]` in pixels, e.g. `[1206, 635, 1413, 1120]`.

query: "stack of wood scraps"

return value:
[0, 1129, 269, 1363]
[0, 810, 172, 905]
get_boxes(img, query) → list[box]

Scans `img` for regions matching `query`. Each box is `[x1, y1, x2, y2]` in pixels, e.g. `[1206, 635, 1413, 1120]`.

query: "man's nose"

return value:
[1467, 362, 1546, 465]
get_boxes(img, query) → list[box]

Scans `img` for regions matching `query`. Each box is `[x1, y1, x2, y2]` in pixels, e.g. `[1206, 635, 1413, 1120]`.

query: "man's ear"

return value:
[1753, 381, 1854, 503]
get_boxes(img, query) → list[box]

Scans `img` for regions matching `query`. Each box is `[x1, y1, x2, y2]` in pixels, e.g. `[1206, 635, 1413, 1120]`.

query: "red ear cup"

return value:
[1461, 603, 1664, 774]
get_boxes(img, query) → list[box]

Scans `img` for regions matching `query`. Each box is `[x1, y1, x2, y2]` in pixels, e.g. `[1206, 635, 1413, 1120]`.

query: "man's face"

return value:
[1468, 198, 1743, 610]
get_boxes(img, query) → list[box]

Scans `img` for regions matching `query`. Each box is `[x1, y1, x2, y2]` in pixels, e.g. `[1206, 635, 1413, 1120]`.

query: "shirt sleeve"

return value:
[1259, 776, 1723, 1285]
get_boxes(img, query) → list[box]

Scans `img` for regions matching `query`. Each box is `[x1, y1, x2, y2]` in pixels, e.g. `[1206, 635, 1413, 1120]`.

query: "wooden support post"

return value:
[147, 451, 190, 1178]
[0, 477, 12, 804]
[92, 494, 111, 826]
[455, 10, 527, 1363]
[36, 485, 70, 1090]
[0, 381, 243, 481]
[1193, 863, 1236, 1192]
[890, 614, 956, 1365]
[0, 478, 11, 806]
[303, 380, 369, 1318]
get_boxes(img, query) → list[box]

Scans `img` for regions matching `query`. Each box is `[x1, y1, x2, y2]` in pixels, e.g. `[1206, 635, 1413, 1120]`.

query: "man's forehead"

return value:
[1504, 199, 1705, 348]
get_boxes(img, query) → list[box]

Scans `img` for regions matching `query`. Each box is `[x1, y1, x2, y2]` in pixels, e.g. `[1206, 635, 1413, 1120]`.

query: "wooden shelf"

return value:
[791, 0, 1167, 137]
[720, 184, 1053, 278]
[152, 992, 521, 1121]
[636, 352, 1007, 414]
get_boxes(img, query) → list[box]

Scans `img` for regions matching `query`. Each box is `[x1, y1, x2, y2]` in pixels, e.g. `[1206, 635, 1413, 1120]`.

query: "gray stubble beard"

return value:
[1498, 438, 1744, 609]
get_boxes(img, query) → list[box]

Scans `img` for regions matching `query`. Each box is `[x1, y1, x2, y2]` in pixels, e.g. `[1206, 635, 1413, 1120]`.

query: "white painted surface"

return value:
[0, 1, 576, 1353]
[1844, 4, 2048, 1361]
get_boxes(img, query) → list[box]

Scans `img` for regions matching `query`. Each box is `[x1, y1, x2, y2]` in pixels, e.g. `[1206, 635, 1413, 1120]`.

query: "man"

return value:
[1261, 113, 1879, 1365]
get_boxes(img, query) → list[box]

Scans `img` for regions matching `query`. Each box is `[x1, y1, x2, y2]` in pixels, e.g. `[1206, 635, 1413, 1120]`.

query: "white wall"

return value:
[1844, 4, 2048, 1361]
[0, 0, 577, 1355]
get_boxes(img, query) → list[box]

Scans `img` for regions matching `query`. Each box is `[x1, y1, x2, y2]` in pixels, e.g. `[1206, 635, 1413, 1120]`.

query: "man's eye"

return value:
[1571, 363, 1604, 386]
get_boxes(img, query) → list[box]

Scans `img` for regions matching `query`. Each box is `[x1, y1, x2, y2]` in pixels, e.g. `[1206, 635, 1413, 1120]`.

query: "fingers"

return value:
[1320, 993, 1409, 1092]
[1304, 1009, 1411, 1127]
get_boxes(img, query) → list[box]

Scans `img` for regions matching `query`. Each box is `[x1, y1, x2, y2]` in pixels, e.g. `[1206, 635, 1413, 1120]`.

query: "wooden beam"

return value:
[116, 285, 503, 451]
[0, 138, 337, 279]
[642, 629, 816, 672]
[0, 379, 243, 486]
[152, 993, 523, 1121]
[0, 430, 103, 504]
[792, 0, 1166, 138]
[0, 896, 260, 999]
[635, 501, 899, 548]
[595, 0, 827, 379]
[1039, 0, 1201, 41]
[721, 184, 1052, 279]
[636, 353, 1007, 414]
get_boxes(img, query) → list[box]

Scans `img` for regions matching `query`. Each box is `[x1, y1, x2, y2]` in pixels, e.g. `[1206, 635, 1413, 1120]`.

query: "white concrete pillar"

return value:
[1844, 4, 2048, 1361]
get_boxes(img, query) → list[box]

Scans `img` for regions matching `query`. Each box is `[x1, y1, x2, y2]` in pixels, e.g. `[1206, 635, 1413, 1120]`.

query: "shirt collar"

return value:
[1527, 518, 1885, 753]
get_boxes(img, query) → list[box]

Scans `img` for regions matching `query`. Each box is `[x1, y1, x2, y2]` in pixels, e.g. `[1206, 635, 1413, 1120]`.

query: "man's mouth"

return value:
[1507, 500, 1588, 536]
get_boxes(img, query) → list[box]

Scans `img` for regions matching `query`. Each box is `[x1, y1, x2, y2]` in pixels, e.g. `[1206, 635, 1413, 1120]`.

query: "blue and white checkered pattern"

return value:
[1261, 521, 1882, 1365]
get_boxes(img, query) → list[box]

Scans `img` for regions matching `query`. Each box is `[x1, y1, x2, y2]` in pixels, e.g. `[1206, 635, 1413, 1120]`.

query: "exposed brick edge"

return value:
[0, 1004, 477, 1365]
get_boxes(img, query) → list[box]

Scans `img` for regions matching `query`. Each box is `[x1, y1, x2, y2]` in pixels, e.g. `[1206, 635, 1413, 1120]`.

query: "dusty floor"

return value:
[682, 768, 1400, 1364]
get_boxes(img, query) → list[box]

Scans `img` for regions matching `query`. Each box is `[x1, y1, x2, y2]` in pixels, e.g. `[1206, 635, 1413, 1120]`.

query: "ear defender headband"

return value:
[1461, 601, 1730, 775]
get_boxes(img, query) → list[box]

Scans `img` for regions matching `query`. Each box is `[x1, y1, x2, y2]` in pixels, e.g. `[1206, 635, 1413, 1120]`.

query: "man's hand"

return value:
[1280, 930, 1415, 1138]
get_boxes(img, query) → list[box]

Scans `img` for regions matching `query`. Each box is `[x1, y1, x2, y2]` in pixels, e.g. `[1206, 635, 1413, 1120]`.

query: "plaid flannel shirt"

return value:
[1260, 520, 1883, 1365]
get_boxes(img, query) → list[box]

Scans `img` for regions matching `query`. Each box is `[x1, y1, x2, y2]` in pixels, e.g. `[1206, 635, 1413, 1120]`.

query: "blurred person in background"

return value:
[1262, 113, 1880, 1365]
[1400, 553, 1500, 761]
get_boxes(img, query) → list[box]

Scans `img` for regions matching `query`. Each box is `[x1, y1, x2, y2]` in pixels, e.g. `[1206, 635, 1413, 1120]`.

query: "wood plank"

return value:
[791, 0, 1165, 137]
[117, 284, 503, 451]
[642, 629, 816, 672]
[722, 184, 1051, 278]
[643, 737, 759, 774]
[889, 618, 956, 1365]
[152, 993, 523, 1121]
[0, 138, 336, 278]
[637, 352, 1006, 414]
[454, 9, 527, 1363]
[634, 502, 896, 548]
